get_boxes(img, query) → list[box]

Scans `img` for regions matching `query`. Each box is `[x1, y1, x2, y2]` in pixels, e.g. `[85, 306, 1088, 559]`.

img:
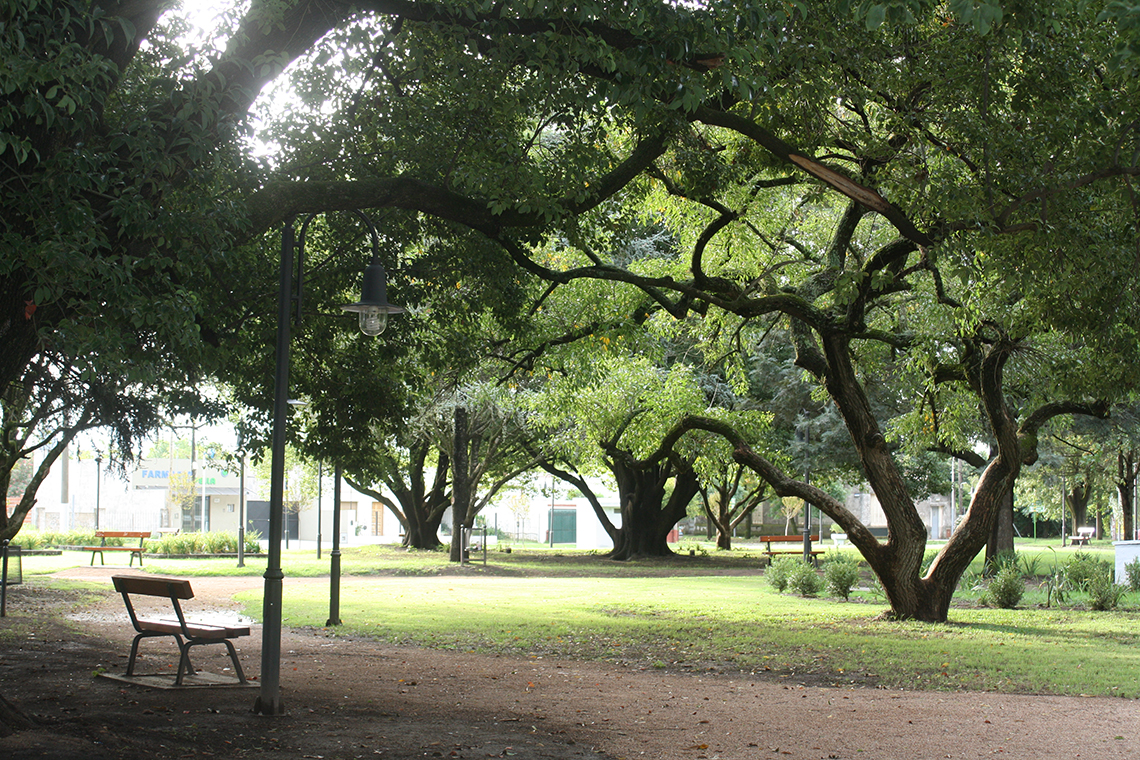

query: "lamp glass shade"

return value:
[359, 307, 387, 336]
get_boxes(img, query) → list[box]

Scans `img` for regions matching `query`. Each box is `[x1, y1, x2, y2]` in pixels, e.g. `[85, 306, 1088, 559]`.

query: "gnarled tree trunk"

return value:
[608, 455, 697, 560]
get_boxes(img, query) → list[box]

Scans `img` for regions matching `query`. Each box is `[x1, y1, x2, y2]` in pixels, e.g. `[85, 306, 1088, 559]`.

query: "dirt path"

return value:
[1, 567, 1137, 759]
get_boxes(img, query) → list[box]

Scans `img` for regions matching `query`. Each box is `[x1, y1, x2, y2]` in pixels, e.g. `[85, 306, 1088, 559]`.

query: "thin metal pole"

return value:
[328, 462, 342, 626]
[190, 426, 197, 532]
[802, 423, 812, 563]
[94, 456, 102, 532]
[238, 455, 246, 567]
[1, 539, 9, 617]
[316, 462, 322, 559]
[254, 217, 293, 716]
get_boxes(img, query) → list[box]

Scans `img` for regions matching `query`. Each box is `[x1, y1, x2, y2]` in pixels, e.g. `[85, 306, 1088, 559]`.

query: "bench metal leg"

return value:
[126, 632, 187, 677]
[174, 639, 247, 685]
[221, 639, 247, 683]
[174, 642, 200, 687]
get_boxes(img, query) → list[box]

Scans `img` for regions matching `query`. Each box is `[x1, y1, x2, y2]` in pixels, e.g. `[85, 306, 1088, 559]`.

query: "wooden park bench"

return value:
[81, 530, 151, 567]
[111, 575, 249, 686]
[760, 535, 824, 563]
[1069, 527, 1096, 546]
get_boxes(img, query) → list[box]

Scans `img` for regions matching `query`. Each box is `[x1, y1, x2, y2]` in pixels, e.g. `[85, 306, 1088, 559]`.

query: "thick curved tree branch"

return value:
[244, 126, 673, 238]
[692, 106, 935, 247]
[1017, 400, 1110, 466]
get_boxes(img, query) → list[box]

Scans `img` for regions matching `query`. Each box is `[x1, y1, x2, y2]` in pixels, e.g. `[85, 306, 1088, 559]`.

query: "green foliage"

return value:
[981, 566, 1024, 609]
[765, 555, 799, 592]
[920, 548, 940, 575]
[985, 549, 1020, 577]
[12, 529, 96, 548]
[788, 562, 824, 597]
[1086, 573, 1128, 611]
[1018, 552, 1041, 578]
[143, 531, 259, 555]
[823, 552, 861, 600]
[1041, 561, 1069, 608]
[1125, 558, 1140, 592]
[957, 568, 985, 593]
[1063, 552, 1111, 591]
[8, 530, 44, 549]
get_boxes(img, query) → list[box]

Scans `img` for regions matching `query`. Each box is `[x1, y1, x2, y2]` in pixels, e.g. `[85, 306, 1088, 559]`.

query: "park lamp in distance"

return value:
[341, 255, 404, 336]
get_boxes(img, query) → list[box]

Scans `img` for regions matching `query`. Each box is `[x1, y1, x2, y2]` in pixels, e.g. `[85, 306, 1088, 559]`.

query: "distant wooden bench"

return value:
[111, 575, 249, 686]
[760, 535, 824, 562]
[81, 530, 151, 566]
[1069, 527, 1096, 546]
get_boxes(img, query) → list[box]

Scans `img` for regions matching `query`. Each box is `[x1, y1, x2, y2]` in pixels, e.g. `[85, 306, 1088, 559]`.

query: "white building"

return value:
[23, 447, 405, 546]
[845, 488, 955, 540]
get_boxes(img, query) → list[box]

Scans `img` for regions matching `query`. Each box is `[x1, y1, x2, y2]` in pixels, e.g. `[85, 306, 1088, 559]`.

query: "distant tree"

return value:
[698, 466, 767, 550]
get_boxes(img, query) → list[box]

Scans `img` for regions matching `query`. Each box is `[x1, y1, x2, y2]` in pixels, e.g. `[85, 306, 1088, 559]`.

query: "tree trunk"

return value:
[608, 458, 697, 560]
[1118, 450, 1137, 541]
[404, 511, 445, 550]
[984, 489, 1015, 569]
[816, 333, 1016, 622]
[1066, 481, 1091, 533]
[449, 407, 470, 563]
[1, 425, 81, 542]
[346, 446, 449, 551]
[701, 486, 734, 550]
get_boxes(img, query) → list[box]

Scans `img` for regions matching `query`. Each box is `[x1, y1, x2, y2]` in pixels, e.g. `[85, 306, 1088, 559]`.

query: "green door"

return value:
[549, 508, 577, 544]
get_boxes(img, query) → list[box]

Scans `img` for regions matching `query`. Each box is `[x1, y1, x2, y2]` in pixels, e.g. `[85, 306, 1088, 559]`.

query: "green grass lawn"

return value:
[16, 541, 1140, 698]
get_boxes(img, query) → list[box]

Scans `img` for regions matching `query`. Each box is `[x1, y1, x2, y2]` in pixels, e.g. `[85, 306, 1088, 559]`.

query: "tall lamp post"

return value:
[254, 210, 402, 717]
[238, 452, 247, 568]
[94, 454, 102, 532]
[327, 462, 343, 626]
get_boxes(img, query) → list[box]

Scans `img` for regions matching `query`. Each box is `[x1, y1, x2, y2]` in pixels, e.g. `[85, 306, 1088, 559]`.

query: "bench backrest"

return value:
[1077, 527, 1096, 536]
[112, 575, 194, 600]
[96, 531, 152, 539]
[760, 535, 819, 542]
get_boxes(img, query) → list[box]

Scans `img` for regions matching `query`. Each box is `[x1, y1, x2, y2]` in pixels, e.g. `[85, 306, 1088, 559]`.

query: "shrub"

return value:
[202, 531, 234, 554]
[141, 531, 260, 555]
[1125, 558, 1140, 592]
[1018, 553, 1041, 578]
[35, 529, 97, 547]
[981, 566, 1024, 609]
[788, 562, 824, 597]
[957, 568, 985, 593]
[1063, 552, 1110, 591]
[985, 549, 1019, 577]
[10, 530, 45, 549]
[765, 555, 799, 592]
[823, 553, 861, 600]
[1086, 572, 1127, 611]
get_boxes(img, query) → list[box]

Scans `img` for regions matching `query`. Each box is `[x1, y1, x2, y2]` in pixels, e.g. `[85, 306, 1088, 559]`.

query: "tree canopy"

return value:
[2, 0, 1138, 622]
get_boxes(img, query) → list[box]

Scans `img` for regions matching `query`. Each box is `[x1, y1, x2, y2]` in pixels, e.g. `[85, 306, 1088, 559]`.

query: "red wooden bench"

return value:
[81, 530, 151, 566]
[111, 575, 249, 685]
